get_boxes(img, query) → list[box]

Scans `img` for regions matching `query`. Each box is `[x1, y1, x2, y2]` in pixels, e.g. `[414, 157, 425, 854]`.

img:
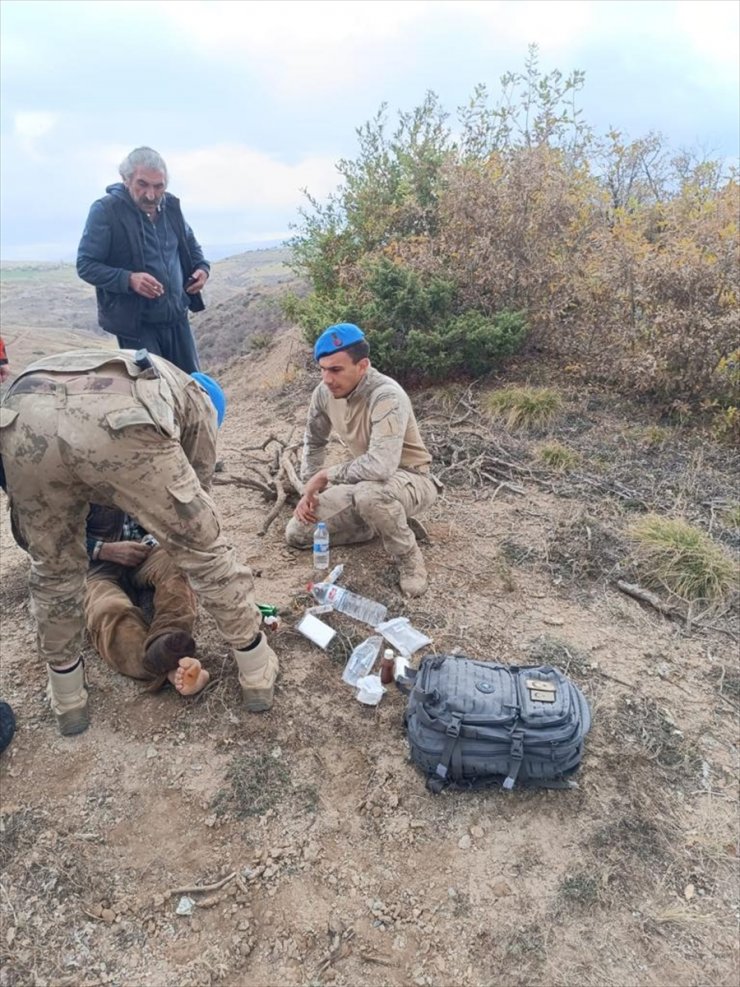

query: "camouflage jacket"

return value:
[6, 349, 217, 490]
[301, 367, 432, 485]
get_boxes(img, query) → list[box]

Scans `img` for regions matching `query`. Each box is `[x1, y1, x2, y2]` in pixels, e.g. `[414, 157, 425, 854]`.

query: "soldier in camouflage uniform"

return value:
[0, 349, 278, 736]
[286, 323, 440, 596]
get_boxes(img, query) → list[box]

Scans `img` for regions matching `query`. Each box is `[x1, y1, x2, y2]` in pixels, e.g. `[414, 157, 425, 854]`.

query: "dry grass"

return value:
[536, 440, 580, 471]
[483, 386, 564, 431]
[629, 514, 738, 605]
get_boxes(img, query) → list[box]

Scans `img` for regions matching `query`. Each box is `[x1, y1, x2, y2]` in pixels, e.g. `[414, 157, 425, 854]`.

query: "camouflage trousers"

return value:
[284, 470, 440, 557]
[0, 374, 260, 667]
[85, 547, 197, 684]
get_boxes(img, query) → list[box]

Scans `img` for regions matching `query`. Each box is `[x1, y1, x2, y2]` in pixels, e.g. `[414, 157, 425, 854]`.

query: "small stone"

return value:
[410, 819, 425, 830]
[90, 903, 104, 918]
[204, 815, 218, 828]
[457, 835, 471, 850]
[470, 825, 484, 839]
[491, 879, 513, 898]
[146, 747, 157, 760]
[684, 883, 695, 901]
[101, 909, 115, 924]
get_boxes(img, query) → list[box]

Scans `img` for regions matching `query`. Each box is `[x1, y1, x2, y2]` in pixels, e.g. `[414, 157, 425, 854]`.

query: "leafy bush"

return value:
[286, 47, 737, 406]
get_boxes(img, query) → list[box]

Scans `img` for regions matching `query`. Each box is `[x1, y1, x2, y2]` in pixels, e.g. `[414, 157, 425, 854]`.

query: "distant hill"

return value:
[0, 247, 308, 368]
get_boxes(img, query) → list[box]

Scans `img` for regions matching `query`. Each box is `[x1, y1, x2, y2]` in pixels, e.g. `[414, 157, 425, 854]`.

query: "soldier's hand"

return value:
[98, 542, 151, 566]
[129, 272, 165, 299]
[185, 268, 208, 293]
[294, 493, 318, 524]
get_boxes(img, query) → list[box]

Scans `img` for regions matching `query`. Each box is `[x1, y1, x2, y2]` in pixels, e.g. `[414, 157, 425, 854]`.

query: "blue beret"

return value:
[191, 372, 227, 427]
[313, 323, 366, 360]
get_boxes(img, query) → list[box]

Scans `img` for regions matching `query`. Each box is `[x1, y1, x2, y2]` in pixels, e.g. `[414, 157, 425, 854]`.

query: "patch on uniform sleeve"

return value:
[372, 397, 401, 437]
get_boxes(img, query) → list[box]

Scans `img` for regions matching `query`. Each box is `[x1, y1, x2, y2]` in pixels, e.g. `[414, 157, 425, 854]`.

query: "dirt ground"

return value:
[0, 325, 738, 987]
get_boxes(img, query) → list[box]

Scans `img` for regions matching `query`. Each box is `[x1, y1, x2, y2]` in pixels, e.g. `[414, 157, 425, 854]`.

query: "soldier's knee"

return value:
[352, 482, 387, 518]
[285, 517, 313, 549]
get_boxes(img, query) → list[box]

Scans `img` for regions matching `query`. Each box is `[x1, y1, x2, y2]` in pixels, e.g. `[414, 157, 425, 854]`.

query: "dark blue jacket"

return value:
[76, 183, 210, 339]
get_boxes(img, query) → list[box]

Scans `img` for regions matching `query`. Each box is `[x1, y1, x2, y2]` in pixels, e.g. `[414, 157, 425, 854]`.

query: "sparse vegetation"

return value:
[537, 440, 579, 471]
[212, 751, 291, 818]
[483, 386, 563, 431]
[629, 514, 737, 605]
[556, 871, 600, 908]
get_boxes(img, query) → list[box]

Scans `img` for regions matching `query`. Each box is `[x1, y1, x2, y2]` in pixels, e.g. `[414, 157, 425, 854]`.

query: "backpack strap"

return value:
[426, 711, 463, 793]
[502, 728, 525, 791]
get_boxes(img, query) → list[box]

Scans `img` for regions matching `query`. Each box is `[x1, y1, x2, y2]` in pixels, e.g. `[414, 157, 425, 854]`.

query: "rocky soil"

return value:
[0, 322, 738, 987]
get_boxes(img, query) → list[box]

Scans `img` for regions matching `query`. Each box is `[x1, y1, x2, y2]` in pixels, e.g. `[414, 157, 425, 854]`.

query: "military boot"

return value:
[233, 633, 279, 712]
[47, 661, 89, 736]
[396, 544, 429, 597]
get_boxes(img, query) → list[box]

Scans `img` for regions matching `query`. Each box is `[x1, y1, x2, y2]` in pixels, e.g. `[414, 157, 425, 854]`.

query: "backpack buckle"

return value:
[446, 714, 462, 738]
[503, 729, 525, 791]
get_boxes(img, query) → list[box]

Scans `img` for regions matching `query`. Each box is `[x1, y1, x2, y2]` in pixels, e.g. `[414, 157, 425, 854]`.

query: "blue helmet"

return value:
[313, 323, 366, 360]
[191, 372, 226, 427]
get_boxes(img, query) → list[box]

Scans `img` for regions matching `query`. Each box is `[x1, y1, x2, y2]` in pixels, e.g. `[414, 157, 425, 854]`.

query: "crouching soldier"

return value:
[286, 323, 441, 596]
[0, 349, 278, 736]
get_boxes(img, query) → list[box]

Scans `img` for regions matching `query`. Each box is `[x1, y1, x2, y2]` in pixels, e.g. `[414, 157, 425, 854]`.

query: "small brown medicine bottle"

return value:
[380, 648, 395, 685]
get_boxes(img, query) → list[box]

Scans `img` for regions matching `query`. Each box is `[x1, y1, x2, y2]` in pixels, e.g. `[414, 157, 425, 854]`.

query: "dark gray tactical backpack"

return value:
[403, 655, 591, 793]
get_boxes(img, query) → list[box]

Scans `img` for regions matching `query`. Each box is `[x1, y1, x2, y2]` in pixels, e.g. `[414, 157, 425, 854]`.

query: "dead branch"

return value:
[617, 580, 677, 616]
[212, 474, 276, 500]
[167, 872, 236, 896]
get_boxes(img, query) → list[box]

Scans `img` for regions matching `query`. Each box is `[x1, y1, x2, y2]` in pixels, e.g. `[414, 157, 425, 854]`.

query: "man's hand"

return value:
[98, 541, 151, 566]
[294, 470, 329, 524]
[129, 272, 165, 299]
[185, 268, 208, 294]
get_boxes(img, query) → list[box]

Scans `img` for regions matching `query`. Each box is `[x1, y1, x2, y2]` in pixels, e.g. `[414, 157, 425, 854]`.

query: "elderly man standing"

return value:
[286, 323, 441, 597]
[77, 146, 208, 373]
[0, 349, 278, 736]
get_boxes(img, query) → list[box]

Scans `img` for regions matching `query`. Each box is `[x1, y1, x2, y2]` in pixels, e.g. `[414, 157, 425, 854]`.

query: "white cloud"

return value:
[674, 0, 739, 81]
[166, 143, 339, 210]
[14, 111, 57, 140]
[453, 0, 596, 52]
[154, 0, 430, 94]
[11, 111, 59, 159]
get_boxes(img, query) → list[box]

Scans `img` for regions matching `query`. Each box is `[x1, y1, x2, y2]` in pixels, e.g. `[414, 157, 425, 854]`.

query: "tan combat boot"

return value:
[47, 661, 89, 736]
[396, 544, 429, 597]
[233, 633, 279, 712]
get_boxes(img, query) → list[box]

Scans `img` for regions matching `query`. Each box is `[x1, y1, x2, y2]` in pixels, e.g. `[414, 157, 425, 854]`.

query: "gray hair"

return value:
[119, 147, 168, 184]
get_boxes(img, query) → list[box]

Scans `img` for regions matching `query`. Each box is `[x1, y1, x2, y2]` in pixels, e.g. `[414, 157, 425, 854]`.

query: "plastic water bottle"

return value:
[310, 582, 388, 627]
[313, 522, 330, 570]
[342, 635, 383, 686]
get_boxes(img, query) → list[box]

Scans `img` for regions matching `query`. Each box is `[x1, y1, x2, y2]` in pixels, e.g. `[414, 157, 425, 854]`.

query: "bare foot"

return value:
[167, 657, 210, 696]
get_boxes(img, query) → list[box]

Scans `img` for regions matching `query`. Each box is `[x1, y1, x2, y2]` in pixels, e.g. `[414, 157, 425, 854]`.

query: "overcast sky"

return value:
[1, 0, 738, 261]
